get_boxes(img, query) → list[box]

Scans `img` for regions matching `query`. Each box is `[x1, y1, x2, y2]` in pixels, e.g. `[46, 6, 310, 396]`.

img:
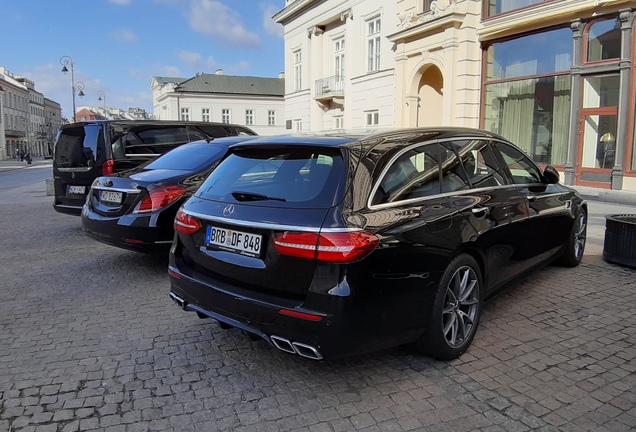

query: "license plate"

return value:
[100, 190, 123, 204]
[67, 185, 86, 195]
[205, 226, 262, 258]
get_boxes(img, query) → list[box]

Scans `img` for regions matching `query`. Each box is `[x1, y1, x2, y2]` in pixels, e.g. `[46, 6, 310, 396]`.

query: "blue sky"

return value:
[3, 0, 285, 120]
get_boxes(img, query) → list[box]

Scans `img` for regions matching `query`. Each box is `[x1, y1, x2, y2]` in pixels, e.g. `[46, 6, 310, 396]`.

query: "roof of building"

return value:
[153, 76, 188, 86]
[174, 73, 285, 97]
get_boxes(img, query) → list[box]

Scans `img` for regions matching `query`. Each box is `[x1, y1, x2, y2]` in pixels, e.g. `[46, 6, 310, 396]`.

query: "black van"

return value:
[53, 120, 256, 215]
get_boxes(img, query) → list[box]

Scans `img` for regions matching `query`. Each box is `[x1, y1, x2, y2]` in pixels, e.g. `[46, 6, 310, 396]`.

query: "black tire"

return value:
[414, 254, 483, 361]
[556, 208, 587, 268]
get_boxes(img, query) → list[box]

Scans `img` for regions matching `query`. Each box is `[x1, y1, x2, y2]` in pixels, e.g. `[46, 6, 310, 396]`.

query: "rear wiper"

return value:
[231, 191, 286, 202]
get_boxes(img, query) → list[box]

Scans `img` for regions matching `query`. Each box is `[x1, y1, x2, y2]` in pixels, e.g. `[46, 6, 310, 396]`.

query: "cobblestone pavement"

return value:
[0, 181, 635, 432]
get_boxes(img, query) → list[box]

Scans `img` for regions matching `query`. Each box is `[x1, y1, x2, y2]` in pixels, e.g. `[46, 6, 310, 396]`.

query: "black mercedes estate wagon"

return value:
[168, 128, 587, 361]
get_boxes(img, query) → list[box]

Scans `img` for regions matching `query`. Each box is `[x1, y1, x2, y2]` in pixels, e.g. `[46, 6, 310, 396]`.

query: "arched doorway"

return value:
[417, 65, 443, 127]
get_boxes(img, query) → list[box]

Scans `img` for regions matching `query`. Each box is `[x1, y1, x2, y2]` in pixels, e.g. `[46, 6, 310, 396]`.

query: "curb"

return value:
[573, 186, 636, 206]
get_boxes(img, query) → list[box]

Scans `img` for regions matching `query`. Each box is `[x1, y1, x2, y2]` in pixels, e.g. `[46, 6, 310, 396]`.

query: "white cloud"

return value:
[261, 3, 283, 38]
[189, 0, 261, 50]
[155, 64, 182, 77]
[120, 91, 153, 108]
[111, 29, 137, 43]
[226, 61, 251, 75]
[178, 50, 217, 72]
[109, 0, 131, 5]
[179, 51, 202, 68]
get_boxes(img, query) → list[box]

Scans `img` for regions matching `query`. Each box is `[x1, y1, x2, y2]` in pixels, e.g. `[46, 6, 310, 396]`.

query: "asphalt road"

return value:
[0, 171, 635, 432]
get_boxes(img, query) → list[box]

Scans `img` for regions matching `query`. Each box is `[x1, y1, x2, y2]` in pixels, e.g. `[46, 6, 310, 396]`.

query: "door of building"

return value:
[576, 74, 620, 188]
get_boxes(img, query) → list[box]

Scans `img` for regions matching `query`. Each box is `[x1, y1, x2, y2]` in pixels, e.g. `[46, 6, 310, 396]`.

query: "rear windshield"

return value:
[54, 124, 102, 168]
[143, 143, 226, 172]
[195, 146, 343, 208]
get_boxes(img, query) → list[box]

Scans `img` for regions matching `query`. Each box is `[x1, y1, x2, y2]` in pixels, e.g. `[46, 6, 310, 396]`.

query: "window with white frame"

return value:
[366, 110, 379, 126]
[294, 119, 302, 131]
[202, 108, 210, 122]
[367, 17, 381, 72]
[335, 38, 345, 81]
[222, 109, 231, 124]
[294, 50, 302, 91]
[334, 116, 343, 129]
[245, 109, 254, 125]
[268, 110, 276, 126]
[180, 107, 190, 121]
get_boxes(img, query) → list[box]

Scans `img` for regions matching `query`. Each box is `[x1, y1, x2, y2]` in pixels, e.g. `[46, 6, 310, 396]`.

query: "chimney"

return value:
[278, 72, 285, 79]
[216, 69, 223, 75]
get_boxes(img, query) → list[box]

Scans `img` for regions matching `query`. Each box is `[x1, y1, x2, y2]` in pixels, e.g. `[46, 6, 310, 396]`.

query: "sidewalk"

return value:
[0, 156, 52, 172]
[573, 185, 636, 206]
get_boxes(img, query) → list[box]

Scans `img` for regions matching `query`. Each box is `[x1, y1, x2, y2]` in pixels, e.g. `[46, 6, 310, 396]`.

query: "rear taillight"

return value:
[273, 231, 379, 263]
[174, 210, 202, 235]
[102, 159, 115, 175]
[133, 185, 186, 214]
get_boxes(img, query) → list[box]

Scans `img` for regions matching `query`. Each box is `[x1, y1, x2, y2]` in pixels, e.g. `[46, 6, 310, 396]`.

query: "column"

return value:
[612, 8, 634, 190]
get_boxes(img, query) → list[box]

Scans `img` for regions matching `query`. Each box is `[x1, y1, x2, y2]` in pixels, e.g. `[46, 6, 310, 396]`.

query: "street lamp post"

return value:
[60, 56, 86, 122]
[97, 90, 106, 107]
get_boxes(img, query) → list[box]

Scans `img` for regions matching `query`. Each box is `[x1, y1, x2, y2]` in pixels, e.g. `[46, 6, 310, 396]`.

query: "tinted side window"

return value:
[493, 142, 543, 184]
[373, 144, 442, 205]
[439, 143, 470, 193]
[448, 140, 506, 189]
[112, 127, 190, 157]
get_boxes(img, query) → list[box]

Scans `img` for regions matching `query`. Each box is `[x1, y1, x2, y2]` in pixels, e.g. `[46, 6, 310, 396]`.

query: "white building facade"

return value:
[274, 0, 398, 131]
[275, 0, 636, 192]
[152, 71, 286, 136]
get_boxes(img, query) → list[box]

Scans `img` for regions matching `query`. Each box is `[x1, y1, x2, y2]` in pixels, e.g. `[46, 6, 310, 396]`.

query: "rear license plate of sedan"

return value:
[205, 226, 262, 258]
[100, 190, 123, 204]
[67, 185, 86, 195]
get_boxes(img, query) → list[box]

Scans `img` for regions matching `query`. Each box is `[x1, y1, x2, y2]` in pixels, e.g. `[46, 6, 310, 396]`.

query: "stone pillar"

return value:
[564, 19, 583, 186]
[308, 25, 324, 131]
[394, 54, 409, 127]
[612, 8, 634, 190]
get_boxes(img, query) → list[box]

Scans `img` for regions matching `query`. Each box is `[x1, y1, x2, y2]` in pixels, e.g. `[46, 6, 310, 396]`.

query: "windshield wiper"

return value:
[231, 191, 286, 202]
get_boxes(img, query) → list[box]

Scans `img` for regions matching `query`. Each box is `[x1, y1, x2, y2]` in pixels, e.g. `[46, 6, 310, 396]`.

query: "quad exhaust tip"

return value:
[169, 295, 323, 360]
[270, 335, 323, 360]
[170, 292, 186, 309]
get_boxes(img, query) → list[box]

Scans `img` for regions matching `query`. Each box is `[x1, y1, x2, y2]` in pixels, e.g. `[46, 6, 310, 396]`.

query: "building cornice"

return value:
[273, 0, 324, 25]
[478, 0, 634, 41]
[388, 12, 466, 43]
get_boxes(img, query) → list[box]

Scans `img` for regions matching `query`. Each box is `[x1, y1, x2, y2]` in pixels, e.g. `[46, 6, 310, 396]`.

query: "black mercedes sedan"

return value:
[168, 128, 587, 361]
[81, 136, 257, 253]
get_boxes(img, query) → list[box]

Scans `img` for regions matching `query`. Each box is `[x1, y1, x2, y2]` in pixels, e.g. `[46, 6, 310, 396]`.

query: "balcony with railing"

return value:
[315, 75, 345, 110]
[5, 129, 26, 138]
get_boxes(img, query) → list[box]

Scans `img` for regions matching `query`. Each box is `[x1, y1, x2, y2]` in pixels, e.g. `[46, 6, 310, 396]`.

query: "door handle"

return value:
[526, 194, 537, 202]
[472, 207, 490, 218]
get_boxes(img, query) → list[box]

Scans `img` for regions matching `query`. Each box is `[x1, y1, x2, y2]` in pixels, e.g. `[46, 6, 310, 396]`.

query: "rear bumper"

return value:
[54, 203, 83, 216]
[81, 206, 173, 253]
[168, 263, 426, 360]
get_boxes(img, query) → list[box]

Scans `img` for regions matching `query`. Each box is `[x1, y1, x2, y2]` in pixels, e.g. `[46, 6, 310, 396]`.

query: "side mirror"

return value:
[543, 165, 559, 184]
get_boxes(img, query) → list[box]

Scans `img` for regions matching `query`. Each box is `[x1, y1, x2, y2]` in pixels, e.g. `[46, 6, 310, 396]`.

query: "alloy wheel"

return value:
[574, 212, 587, 260]
[442, 266, 480, 348]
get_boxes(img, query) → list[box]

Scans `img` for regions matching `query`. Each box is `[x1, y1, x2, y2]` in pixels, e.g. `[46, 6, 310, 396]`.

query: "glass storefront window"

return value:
[486, 28, 572, 80]
[582, 75, 619, 108]
[484, 76, 571, 166]
[581, 115, 617, 169]
[586, 18, 621, 63]
[487, 0, 551, 17]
